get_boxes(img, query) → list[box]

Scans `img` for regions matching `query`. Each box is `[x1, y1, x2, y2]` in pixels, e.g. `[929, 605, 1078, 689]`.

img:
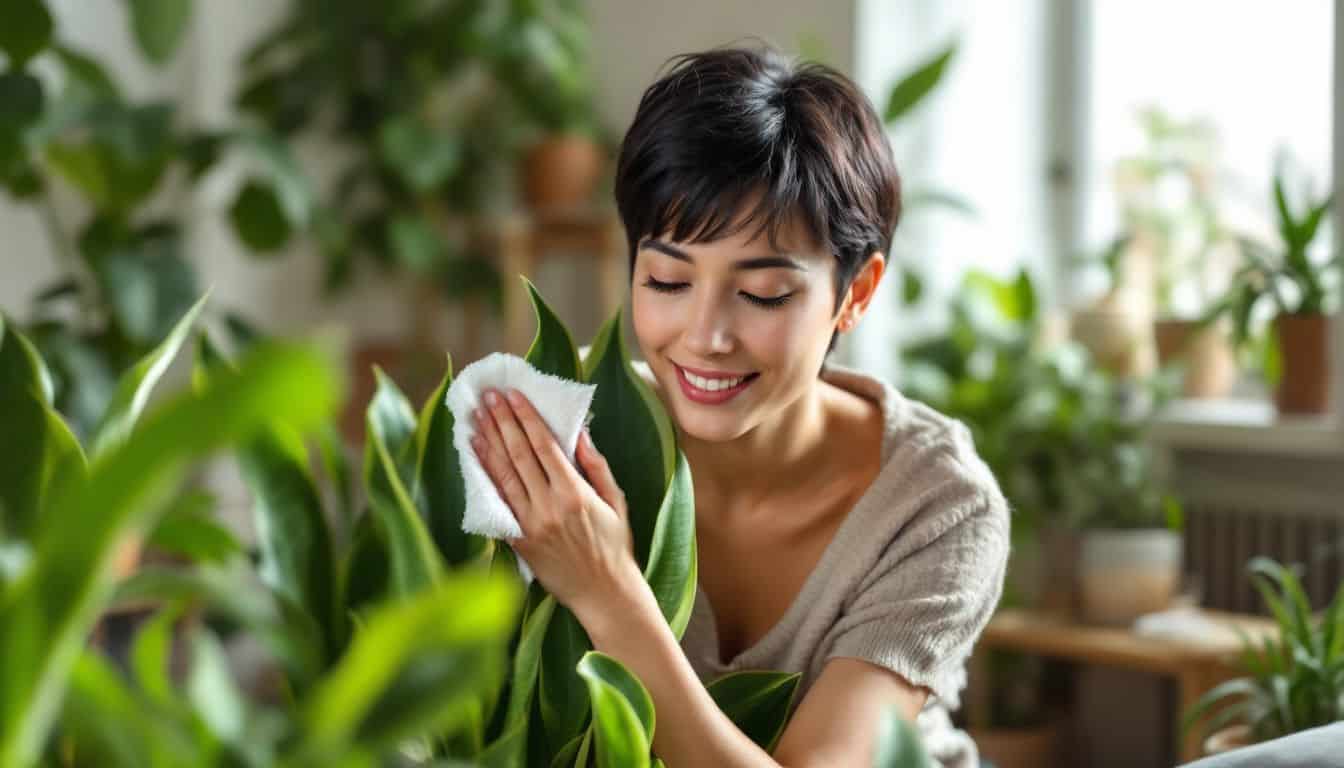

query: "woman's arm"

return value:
[580, 585, 927, 768]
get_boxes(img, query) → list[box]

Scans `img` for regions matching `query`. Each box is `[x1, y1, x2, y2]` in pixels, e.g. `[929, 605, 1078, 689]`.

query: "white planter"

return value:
[1078, 529, 1182, 625]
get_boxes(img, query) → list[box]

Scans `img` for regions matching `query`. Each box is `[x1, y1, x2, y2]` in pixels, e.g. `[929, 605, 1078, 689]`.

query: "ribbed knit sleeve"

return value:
[823, 425, 1010, 710]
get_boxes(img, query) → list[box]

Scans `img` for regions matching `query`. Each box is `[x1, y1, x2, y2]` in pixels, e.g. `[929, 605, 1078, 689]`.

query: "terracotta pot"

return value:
[971, 720, 1061, 768]
[1071, 304, 1155, 378]
[1153, 319, 1238, 398]
[1275, 313, 1330, 415]
[1204, 724, 1252, 756]
[1078, 529, 1182, 625]
[521, 134, 605, 211]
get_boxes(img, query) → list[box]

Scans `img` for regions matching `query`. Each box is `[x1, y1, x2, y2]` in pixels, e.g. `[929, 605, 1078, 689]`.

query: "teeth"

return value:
[683, 370, 748, 392]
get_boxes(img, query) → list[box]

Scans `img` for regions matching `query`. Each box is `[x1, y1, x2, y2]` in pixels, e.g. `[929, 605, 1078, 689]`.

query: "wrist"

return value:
[575, 557, 659, 646]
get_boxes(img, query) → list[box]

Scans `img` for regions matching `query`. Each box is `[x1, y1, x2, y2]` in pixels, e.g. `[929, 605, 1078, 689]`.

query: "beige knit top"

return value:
[639, 361, 1011, 767]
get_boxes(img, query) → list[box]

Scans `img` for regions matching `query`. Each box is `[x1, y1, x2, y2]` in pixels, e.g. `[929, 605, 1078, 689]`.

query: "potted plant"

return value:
[1, 283, 936, 767]
[1204, 160, 1336, 414]
[1183, 557, 1344, 756]
[1113, 108, 1240, 398]
[491, 1, 610, 211]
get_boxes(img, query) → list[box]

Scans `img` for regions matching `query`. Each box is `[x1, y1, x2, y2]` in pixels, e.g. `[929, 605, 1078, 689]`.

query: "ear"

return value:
[836, 253, 886, 332]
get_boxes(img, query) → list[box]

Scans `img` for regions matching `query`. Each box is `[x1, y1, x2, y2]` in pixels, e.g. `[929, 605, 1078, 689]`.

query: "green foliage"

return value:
[0, 283, 935, 766]
[1184, 557, 1344, 745]
[902, 268, 1181, 532]
[1205, 160, 1337, 348]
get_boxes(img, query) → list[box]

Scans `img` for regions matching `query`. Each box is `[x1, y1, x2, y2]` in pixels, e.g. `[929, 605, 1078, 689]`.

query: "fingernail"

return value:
[484, 391, 500, 407]
[505, 389, 523, 406]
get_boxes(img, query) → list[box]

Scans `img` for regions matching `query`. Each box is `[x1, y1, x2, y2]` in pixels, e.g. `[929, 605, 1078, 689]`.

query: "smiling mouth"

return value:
[672, 363, 760, 403]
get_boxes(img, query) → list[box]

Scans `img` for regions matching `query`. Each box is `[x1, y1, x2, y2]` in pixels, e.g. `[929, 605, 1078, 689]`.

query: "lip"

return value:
[673, 363, 758, 405]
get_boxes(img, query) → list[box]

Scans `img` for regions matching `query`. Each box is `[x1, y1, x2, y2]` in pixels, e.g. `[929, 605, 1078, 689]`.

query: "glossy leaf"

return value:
[706, 670, 801, 753]
[539, 607, 592, 754]
[299, 572, 521, 758]
[576, 651, 653, 768]
[883, 42, 957, 125]
[0, 342, 338, 767]
[642, 452, 696, 639]
[230, 178, 293, 253]
[413, 356, 487, 567]
[0, 315, 87, 541]
[582, 311, 668, 568]
[524, 277, 582, 381]
[186, 629, 246, 745]
[89, 293, 207, 458]
[365, 370, 443, 595]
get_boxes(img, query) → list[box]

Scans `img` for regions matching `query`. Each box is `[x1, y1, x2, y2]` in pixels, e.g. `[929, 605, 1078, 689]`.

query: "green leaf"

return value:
[0, 341, 339, 767]
[46, 141, 111, 206]
[540, 607, 592, 754]
[53, 45, 121, 99]
[706, 670, 800, 753]
[125, 0, 194, 65]
[0, 315, 87, 541]
[237, 427, 340, 661]
[130, 604, 181, 708]
[413, 356, 487, 567]
[230, 179, 293, 253]
[378, 114, 460, 192]
[299, 572, 522, 758]
[115, 562, 324, 689]
[582, 311, 669, 568]
[871, 706, 934, 768]
[62, 651, 189, 767]
[524, 277, 582, 381]
[316, 424, 355, 530]
[504, 594, 556, 732]
[89, 293, 207, 458]
[341, 511, 390, 617]
[883, 42, 957, 125]
[576, 651, 653, 768]
[186, 629, 246, 744]
[387, 214, 444, 273]
[899, 265, 924, 306]
[364, 369, 443, 595]
[643, 452, 697, 639]
[0, 71, 44, 136]
[0, 0, 53, 66]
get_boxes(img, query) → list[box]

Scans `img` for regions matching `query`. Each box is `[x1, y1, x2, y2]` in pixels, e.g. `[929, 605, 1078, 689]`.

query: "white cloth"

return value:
[445, 352, 596, 582]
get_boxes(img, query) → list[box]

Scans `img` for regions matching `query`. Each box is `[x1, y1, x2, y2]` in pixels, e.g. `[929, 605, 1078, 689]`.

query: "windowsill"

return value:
[1152, 397, 1344, 456]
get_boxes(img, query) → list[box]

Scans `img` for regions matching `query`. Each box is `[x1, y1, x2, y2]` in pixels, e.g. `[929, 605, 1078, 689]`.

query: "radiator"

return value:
[1184, 504, 1344, 613]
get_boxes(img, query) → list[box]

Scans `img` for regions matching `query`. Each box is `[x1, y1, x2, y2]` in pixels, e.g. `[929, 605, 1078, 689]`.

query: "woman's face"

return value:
[631, 216, 846, 444]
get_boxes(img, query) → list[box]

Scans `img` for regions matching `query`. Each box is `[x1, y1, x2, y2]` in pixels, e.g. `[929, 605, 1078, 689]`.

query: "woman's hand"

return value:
[470, 388, 644, 623]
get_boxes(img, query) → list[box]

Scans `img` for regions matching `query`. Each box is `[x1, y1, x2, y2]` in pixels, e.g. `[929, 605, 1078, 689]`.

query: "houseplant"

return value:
[1115, 108, 1240, 398]
[1183, 557, 1344, 755]
[1, 282, 934, 766]
[1203, 160, 1337, 414]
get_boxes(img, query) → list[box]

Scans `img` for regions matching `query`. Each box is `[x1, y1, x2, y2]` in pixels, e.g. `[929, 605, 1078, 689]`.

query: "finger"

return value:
[504, 389, 582, 485]
[472, 410, 531, 524]
[577, 429, 626, 513]
[484, 389, 551, 502]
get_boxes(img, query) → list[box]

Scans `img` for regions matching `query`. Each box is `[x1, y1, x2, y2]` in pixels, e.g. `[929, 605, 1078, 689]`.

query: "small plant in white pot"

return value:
[1070, 379, 1186, 626]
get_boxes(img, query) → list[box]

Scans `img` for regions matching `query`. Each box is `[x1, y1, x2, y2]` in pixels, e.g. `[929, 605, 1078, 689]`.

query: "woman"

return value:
[468, 46, 1009, 767]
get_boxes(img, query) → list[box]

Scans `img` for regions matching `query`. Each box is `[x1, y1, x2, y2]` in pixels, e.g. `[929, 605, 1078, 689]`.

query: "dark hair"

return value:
[614, 44, 902, 337]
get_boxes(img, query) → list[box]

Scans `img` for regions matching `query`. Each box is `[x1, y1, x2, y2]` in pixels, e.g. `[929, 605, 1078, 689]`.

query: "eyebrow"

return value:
[640, 239, 808, 271]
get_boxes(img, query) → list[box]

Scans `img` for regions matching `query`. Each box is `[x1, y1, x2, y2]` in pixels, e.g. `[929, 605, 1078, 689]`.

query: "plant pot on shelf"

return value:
[1203, 724, 1252, 756]
[1274, 312, 1331, 415]
[1078, 528, 1182, 625]
[522, 134, 605, 211]
[1071, 290, 1156, 378]
[1153, 318, 1238, 399]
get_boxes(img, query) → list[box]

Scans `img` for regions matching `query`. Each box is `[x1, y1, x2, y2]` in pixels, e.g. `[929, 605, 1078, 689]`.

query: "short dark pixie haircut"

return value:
[614, 44, 902, 348]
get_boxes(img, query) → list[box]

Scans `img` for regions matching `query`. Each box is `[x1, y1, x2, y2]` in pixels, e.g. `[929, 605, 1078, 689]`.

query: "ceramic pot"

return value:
[1079, 528, 1182, 625]
[522, 134, 605, 211]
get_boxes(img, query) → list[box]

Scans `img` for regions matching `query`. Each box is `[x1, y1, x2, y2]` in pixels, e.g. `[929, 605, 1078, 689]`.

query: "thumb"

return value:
[578, 429, 625, 511]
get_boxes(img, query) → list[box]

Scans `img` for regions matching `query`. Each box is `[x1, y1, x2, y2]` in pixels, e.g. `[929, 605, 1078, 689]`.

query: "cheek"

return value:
[631, 292, 674, 350]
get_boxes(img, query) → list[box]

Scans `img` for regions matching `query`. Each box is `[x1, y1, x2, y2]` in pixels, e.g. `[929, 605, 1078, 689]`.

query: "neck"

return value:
[676, 380, 831, 510]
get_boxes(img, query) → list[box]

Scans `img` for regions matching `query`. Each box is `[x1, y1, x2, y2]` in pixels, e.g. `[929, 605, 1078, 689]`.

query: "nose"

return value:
[684, 293, 736, 357]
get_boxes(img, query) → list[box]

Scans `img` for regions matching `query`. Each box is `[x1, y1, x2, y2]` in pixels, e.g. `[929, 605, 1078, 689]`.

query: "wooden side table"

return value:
[968, 608, 1278, 763]
[465, 207, 627, 360]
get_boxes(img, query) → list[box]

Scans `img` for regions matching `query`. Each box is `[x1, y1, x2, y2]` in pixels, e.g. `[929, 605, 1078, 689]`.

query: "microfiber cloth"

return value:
[445, 352, 596, 583]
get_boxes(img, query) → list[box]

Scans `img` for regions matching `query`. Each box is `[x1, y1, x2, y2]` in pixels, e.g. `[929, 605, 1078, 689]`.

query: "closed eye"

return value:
[641, 277, 794, 309]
